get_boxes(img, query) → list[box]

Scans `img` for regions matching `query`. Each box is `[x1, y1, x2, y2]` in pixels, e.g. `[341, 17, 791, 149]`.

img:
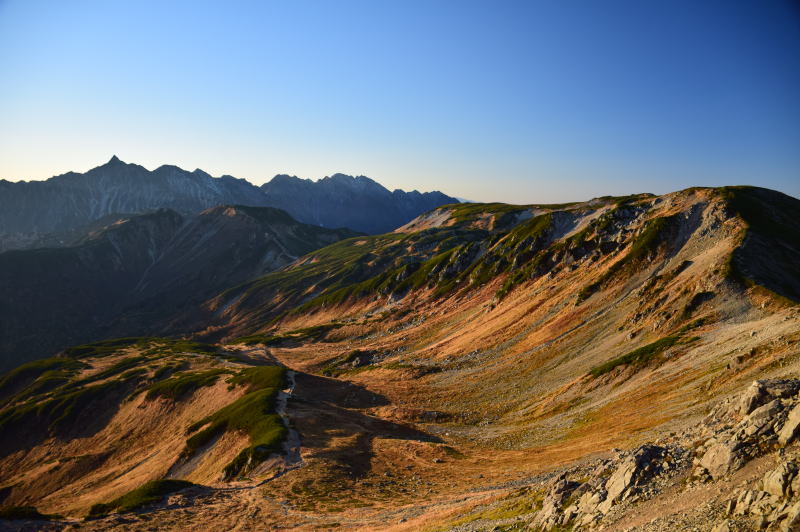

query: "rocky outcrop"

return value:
[526, 444, 686, 530]
[778, 403, 800, 446]
[727, 460, 800, 530]
[504, 379, 800, 531]
[694, 380, 800, 481]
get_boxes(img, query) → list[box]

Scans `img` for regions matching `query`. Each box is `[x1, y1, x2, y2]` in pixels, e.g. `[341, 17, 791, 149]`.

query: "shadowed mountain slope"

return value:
[0, 206, 357, 371]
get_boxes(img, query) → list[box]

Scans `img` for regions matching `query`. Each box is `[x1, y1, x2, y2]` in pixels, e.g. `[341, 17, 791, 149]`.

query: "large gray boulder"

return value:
[763, 461, 799, 498]
[779, 403, 800, 445]
[740, 399, 783, 437]
[597, 445, 666, 513]
[739, 380, 800, 416]
[700, 441, 743, 479]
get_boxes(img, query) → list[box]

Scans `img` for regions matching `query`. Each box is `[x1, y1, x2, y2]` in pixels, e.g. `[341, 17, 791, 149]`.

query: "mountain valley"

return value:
[0, 185, 798, 530]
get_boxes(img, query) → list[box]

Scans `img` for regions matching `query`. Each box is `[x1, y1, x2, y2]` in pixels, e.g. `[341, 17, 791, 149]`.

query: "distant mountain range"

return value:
[0, 156, 457, 250]
[260, 173, 456, 235]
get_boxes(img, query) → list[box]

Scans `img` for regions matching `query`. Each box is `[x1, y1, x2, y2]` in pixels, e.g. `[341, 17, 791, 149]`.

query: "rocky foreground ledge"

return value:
[456, 379, 800, 531]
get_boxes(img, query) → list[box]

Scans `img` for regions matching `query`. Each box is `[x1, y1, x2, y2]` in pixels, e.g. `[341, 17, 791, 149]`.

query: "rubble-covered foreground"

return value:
[451, 378, 800, 531]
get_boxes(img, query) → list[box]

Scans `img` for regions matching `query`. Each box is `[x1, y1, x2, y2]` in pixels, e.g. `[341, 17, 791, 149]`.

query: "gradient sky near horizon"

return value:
[1, 1, 798, 203]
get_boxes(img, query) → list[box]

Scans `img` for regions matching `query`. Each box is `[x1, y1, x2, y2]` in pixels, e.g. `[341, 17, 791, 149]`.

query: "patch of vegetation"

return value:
[446, 202, 532, 225]
[0, 371, 141, 436]
[0, 505, 54, 520]
[494, 251, 550, 300]
[227, 366, 285, 392]
[232, 323, 344, 346]
[183, 366, 286, 479]
[719, 186, 800, 302]
[62, 337, 149, 358]
[11, 370, 74, 403]
[87, 479, 194, 517]
[223, 224, 492, 323]
[589, 335, 686, 377]
[62, 337, 217, 359]
[52, 355, 151, 396]
[497, 213, 553, 252]
[91, 356, 149, 381]
[151, 363, 180, 381]
[610, 193, 653, 206]
[287, 231, 488, 312]
[491, 208, 640, 301]
[444, 489, 542, 529]
[0, 358, 87, 404]
[721, 186, 800, 243]
[145, 369, 229, 401]
[381, 361, 415, 370]
[141, 339, 218, 357]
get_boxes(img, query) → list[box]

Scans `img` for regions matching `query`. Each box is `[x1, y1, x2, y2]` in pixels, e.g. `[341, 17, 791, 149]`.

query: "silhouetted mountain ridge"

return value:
[259, 172, 457, 233]
[0, 158, 457, 249]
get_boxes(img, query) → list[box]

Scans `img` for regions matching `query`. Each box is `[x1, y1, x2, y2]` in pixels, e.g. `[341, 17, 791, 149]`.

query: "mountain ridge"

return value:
[0, 157, 458, 248]
[259, 171, 457, 234]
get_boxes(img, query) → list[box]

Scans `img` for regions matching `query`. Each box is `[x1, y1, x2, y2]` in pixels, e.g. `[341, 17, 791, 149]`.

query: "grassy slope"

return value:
[183, 366, 286, 479]
[721, 186, 800, 302]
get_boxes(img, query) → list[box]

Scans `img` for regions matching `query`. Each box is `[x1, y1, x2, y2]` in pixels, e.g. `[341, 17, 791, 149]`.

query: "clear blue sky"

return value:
[1, 0, 798, 202]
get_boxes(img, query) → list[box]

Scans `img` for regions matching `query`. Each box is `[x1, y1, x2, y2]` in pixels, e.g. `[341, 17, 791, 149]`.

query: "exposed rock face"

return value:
[600, 445, 667, 511]
[530, 476, 581, 529]
[260, 173, 457, 234]
[694, 380, 800, 481]
[739, 380, 800, 416]
[525, 444, 680, 530]
[778, 403, 800, 445]
[699, 441, 743, 480]
[0, 206, 357, 370]
[729, 460, 800, 530]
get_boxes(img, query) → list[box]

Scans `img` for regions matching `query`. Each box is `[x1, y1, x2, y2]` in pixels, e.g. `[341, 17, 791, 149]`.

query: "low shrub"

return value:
[87, 479, 194, 517]
[145, 369, 228, 401]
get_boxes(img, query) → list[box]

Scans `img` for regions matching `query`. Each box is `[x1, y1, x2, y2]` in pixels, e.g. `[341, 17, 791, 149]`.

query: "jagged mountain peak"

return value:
[0, 158, 457, 247]
[0, 160, 268, 238]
